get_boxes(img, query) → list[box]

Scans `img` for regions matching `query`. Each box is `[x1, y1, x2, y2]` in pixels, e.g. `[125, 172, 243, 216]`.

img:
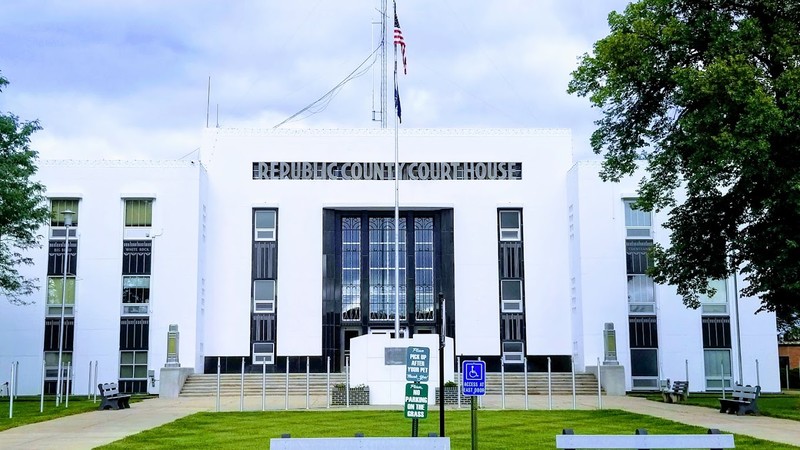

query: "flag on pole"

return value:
[394, 86, 402, 123]
[394, 10, 407, 74]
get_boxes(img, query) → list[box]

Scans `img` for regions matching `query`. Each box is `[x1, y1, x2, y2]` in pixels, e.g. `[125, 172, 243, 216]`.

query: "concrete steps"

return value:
[180, 372, 600, 397]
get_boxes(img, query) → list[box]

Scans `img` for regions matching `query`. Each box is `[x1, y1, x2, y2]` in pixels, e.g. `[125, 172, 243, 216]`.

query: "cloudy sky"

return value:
[1, 0, 630, 161]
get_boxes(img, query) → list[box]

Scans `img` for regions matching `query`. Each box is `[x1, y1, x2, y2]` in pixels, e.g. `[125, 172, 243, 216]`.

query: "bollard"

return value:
[501, 357, 505, 410]
[524, 357, 529, 411]
[756, 359, 760, 387]
[65, 362, 71, 408]
[93, 360, 98, 403]
[720, 362, 726, 399]
[326, 356, 331, 409]
[262, 359, 267, 412]
[547, 356, 552, 411]
[240, 357, 245, 412]
[9, 362, 15, 418]
[306, 357, 310, 410]
[285, 357, 289, 411]
[571, 355, 576, 410]
[597, 357, 602, 410]
[87, 361, 93, 399]
[40, 359, 46, 413]
[216, 357, 221, 412]
[685, 359, 689, 385]
[346, 356, 350, 408]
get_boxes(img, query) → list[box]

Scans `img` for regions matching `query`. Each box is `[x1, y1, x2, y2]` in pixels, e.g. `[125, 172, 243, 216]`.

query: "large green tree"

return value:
[0, 73, 49, 304]
[568, 0, 800, 319]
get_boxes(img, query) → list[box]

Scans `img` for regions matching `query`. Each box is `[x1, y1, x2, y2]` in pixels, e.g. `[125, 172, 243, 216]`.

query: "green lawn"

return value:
[98, 409, 800, 450]
[0, 395, 148, 432]
[644, 391, 800, 421]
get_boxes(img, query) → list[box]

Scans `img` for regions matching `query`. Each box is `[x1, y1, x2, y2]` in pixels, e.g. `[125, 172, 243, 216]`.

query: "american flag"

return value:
[394, 11, 407, 74]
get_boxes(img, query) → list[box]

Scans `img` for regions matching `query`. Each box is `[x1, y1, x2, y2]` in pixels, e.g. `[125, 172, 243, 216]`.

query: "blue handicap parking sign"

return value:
[462, 360, 486, 396]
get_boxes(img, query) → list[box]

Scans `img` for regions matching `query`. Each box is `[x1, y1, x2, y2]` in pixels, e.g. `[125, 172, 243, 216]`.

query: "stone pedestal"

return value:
[159, 367, 195, 398]
[586, 364, 626, 396]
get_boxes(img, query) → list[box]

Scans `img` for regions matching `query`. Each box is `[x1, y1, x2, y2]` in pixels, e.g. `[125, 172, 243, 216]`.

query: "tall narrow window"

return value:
[624, 200, 655, 314]
[501, 279, 523, 312]
[700, 279, 729, 315]
[253, 280, 276, 313]
[254, 210, 277, 241]
[499, 211, 521, 241]
[368, 217, 406, 321]
[50, 199, 79, 238]
[122, 276, 150, 315]
[119, 350, 148, 379]
[46, 277, 76, 316]
[342, 217, 361, 321]
[414, 217, 434, 321]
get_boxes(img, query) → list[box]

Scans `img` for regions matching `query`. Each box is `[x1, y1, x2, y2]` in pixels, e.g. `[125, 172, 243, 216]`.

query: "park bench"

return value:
[719, 384, 760, 416]
[666, 380, 689, 403]
[98, 382, 131, 410]
[659, 378, 671, 402]
[556, 428, 734, 449]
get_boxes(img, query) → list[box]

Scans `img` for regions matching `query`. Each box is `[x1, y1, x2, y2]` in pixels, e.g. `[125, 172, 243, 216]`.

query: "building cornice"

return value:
[203, 127, 571, 138]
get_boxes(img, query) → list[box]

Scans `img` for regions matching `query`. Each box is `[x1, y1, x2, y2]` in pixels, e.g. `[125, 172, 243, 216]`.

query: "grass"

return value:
[642, 390, 800, 421]
[0, 395, 148, 432]
[97, 409, 800, 450]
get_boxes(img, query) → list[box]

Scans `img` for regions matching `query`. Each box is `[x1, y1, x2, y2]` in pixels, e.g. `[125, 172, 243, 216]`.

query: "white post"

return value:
[261, 360, 266, 412]
[685, 359, 689, 383]
[596, 357, 602, 410]
[9, 362, 15, 418]
[239, 357, 245, 412]
[215, 357, 220, 412]
[571, 356, 576, 410]
[721, 362, 726, 399]
[523, 357, 529, 411]
[65, 362, 71, 408]
[756, 359, 760, 387]
[40, 360, 46, 413]
[326, 356, 331, 409]
[87, 361, 92, 399]
[285, 357, 289, 411]
[547, 357, 552, 411]
[500, 357, 505, 410]
[93, 360, 98, 403]
[345, 356, 350, 408]
[56, 361, 62, 407]
[305, 356, 310, 410]
[457, 355, 462, 409]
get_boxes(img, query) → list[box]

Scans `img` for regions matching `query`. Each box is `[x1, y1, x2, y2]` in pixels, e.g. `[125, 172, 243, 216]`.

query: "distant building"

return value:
[0, 128, 780, 394]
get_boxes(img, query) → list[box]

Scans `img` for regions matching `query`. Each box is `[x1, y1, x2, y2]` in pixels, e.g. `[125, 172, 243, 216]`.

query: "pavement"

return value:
[1, 394, 799, 449]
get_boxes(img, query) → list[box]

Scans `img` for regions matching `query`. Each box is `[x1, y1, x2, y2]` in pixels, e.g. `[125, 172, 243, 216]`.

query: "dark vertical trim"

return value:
[406, 212, 417, 331]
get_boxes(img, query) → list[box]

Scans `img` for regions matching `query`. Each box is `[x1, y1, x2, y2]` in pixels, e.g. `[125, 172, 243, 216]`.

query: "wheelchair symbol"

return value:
[464, 362, 483, 381]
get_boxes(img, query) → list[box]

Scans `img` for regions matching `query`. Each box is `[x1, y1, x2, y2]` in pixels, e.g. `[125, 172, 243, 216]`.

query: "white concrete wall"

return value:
[200, 128, 573, 359]
[0, 161, 202, 394]
[570, 161, 780, 392]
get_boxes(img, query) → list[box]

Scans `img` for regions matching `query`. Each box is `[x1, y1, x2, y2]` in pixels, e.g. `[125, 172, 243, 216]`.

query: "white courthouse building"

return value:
[0, 128, 780, 395]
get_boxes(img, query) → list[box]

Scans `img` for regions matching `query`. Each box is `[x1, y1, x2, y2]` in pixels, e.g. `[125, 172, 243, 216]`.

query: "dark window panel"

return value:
[122, 241, 152, 275]
[629, 316, 658, 348]
[702, 316, 732, 348]
[119, 318, 150, 350]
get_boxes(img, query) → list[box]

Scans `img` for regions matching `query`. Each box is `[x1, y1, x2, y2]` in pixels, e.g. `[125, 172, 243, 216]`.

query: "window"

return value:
[252, 342, 275, 365]
[50, 199, 79, 238]
[501, 279, 523, 312]
[368, 217, 406, 321]
[254, 210, 277, 241]
[46, 277, 75, 316]
[704, 349, 732, 390]
[700, 279, 729, 315]
[502, 341, 524, 364]
[124, 199, 153, 239]
[626, 240, 655, 313]
[415, 217, 435, 321]
[125, 199, 153, 227]
[253, 280, 276, 313]
[499, 210, 521, 241]
[119, 351, 148, 379]
[629, 316, 659, 389]
[122, 276, 150, 315]
[342, 217, 361, 321]
[44, 351, 72, 378]
[624, 200, 652, 238]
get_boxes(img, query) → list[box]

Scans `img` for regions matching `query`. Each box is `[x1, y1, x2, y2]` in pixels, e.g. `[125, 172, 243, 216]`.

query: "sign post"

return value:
[405, 346, 430, 437]
[462, 360, 486, 450]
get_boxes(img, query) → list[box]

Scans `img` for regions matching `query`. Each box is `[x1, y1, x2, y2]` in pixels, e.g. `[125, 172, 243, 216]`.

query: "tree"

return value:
[0, 73, 49, 304]
[568, 0, 800, 318]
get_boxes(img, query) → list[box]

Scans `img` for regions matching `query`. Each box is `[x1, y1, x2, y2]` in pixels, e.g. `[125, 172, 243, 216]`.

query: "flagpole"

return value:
[392, 0, 400, 339]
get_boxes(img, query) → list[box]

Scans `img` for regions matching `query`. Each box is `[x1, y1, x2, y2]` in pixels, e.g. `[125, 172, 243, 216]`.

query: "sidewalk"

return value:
[1, 394, 798, 449]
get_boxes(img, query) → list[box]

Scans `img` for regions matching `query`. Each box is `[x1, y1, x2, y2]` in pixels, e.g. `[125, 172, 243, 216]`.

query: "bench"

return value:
[98, 382, 131, 410]
[659, 378, 671, 402]
[719, 385, 760, 416]
[666, 380, 689, 403]
[556, 428, 734, 449]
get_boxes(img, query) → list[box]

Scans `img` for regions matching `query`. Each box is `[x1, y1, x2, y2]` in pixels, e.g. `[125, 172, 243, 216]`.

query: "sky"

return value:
[0, 0, 631, 161]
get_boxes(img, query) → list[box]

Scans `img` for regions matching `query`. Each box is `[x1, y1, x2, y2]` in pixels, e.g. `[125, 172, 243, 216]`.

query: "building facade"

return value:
[0, 128, 781, 394]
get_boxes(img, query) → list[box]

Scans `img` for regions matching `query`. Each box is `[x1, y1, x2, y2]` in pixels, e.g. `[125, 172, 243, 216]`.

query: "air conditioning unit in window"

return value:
[252, 342, 274, 365]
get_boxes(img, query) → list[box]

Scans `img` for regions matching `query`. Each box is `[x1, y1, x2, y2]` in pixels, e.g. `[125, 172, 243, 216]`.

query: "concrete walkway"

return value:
[1, 395, 798, 449]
